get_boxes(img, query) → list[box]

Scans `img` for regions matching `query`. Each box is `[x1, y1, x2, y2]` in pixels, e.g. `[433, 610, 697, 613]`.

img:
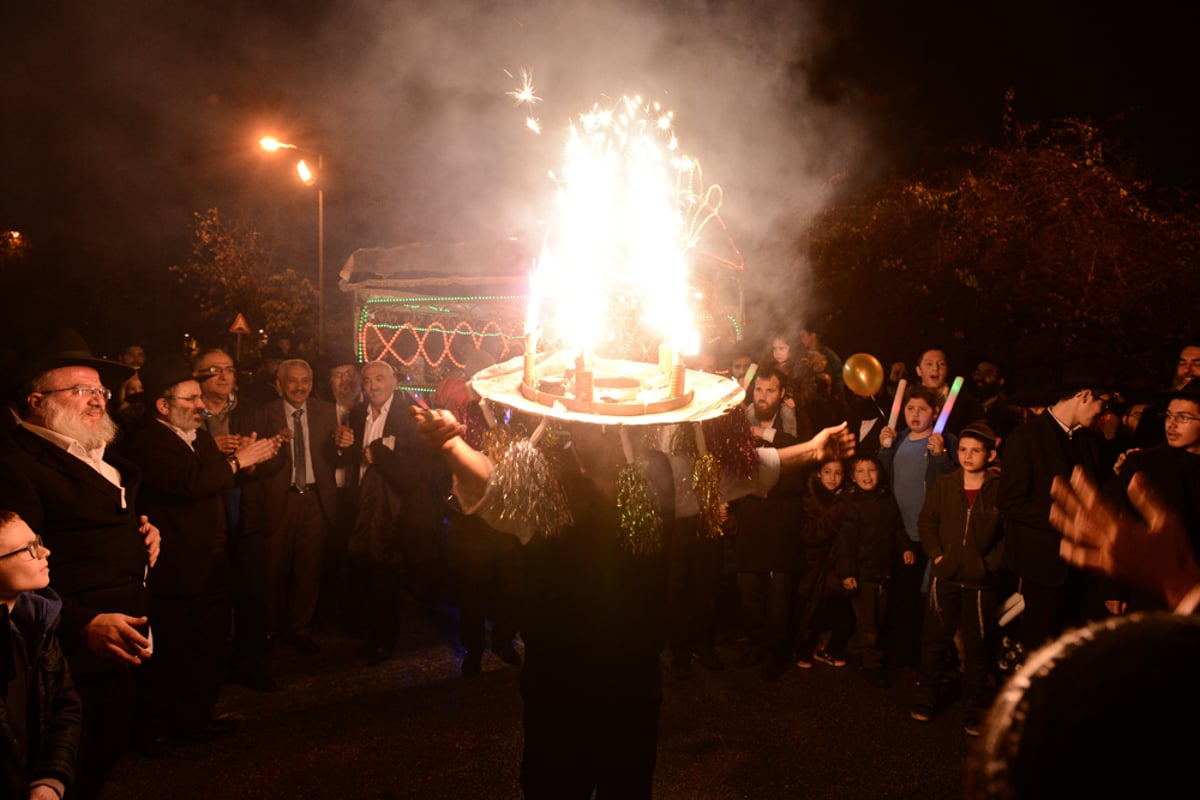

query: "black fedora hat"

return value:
[10, 328, 134, 398]
[1057, 356, 1115, 396]
[138, 356, 198, 402]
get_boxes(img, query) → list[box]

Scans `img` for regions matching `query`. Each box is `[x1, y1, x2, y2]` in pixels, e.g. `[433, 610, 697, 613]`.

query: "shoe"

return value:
[795, 656, 813, 669]
[462, 650, 483, 677]
[812, 649, 846, 668]
[759, 658, 787, 681]
[963, 710, 983, 737]
[286, 634, 320, 654]
[671, 653, 694, 681]
[493, 642, 523, 667]
[734, 645, 763, 669]
[691, 648, 725, 671]
[864, 668, 890, 688]
[226, 669, 277, 692]
[910, 703, 935, 722]
[173, 716, 240, 747]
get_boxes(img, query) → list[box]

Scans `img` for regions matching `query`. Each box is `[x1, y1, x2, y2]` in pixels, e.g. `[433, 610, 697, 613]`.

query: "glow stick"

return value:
[887, 378, 907, 430]
[742, 362, 758, 388]
[933, 376, 964, 435]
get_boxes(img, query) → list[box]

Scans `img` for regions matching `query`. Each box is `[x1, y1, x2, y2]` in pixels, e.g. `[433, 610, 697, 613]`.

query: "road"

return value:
[100, 592, 971, 800]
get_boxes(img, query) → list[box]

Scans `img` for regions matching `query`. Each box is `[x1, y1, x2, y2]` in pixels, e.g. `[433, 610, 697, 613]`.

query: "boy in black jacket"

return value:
[0, 510, 81, 800]
[909, 422, 1005, 735]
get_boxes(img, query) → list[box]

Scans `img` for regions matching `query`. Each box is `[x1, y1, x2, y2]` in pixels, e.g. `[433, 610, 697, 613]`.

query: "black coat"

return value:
[345, 397, 448, 571]
[731, 429, 805, 573]
[0, 428, 150, 674]
[997, 411, 1105, 587]
[835, 485, 910, 583]
[121, 420, 235, 596]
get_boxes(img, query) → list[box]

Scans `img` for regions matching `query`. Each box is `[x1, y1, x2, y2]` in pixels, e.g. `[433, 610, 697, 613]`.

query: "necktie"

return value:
[293, 408, 307, 488]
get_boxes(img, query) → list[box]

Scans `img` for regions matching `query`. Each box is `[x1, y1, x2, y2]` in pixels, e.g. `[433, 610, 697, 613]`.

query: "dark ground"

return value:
[99, 594, 972, 800]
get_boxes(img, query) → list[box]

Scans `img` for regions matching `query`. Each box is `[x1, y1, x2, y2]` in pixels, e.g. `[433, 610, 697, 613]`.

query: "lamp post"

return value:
[260, 136, 325, 354]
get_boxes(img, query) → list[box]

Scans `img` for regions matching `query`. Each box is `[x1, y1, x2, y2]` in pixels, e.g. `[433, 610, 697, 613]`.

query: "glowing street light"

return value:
[259, 135, 325, 353]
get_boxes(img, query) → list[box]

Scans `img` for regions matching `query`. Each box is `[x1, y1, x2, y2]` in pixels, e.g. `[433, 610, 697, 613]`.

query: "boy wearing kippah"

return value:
[908, 422, 1005, 736]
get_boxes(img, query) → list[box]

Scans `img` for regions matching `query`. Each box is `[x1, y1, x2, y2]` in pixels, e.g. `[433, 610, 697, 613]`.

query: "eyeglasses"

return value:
[197, 366, 237, 377]
[1165, 412, 1200, 424]
[38, 385, 112, 401]
[0, 535, 46, 561]
[168, 394, 205, 404]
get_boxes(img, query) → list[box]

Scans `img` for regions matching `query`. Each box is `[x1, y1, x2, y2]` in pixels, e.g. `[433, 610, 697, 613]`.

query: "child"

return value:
[794, 460, 850, 669]
[834, 455, 915, 687]
[877, 386, 958, 667]
[908, 422, 1005, 736]
[0, 510, 81, 800]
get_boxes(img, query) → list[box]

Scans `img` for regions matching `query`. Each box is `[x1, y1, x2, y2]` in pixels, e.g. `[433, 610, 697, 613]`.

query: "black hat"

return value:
[10, 328, 134, 398]
[958, 420, 998, 450]
[137, 356, 198, 401]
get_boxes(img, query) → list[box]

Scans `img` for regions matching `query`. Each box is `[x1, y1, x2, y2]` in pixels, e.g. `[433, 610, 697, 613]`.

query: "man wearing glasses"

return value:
[1104, 380, 1200, 611]
[998, 357, 1115, 655]
[0, 328, 161, 799]
[120, 357, 279, 755]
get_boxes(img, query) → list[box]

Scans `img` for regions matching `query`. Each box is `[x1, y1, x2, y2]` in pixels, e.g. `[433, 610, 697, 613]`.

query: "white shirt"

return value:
[360, 396, 394, 479]
[21, 420, 127, 508]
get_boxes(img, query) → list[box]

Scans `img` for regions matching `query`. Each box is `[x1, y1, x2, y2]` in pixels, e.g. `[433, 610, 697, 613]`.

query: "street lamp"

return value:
[259, 136, 325, 354]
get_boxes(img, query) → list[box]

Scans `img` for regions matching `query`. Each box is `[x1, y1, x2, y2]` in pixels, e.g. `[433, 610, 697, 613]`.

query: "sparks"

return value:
[506, 69, 541, 108]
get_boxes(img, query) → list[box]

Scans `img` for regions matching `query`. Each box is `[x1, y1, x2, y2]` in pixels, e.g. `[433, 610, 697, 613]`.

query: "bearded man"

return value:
[121, 357, 279, 753]
[0, 329, 162, 800]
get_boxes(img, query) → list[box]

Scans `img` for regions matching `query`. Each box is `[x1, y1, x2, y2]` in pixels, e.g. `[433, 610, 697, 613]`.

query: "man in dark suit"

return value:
[241, 358, 351, 654]
[998, 358, 1114, 653]
[345, 360, 448, 663]
[121, 357, 279, 750]
[0, 328, 161, 799]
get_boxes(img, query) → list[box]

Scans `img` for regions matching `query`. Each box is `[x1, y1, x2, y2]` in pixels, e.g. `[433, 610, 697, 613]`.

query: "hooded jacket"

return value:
[918, 466, 1005, 587]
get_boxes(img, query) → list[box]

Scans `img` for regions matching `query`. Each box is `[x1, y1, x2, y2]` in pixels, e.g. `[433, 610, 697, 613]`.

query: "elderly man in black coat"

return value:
[121, 357, 279, 752]
[0, 328, 161, 800]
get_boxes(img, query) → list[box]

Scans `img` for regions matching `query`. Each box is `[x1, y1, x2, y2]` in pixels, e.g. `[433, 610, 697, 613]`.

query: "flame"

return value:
[533, 95, 704, 359]
[506, 69, 542, 108]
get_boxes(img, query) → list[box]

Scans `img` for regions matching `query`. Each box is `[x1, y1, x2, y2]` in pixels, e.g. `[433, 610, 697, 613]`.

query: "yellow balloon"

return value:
[843, 353, 884, 397]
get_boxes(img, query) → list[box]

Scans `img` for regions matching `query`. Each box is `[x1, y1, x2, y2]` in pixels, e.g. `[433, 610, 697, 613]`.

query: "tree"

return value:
[169, 208, 318, 354]
[801, 93, 1200, 381]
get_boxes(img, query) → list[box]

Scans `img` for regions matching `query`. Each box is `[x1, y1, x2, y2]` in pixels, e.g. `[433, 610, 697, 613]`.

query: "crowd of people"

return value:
[1, 322, 1197, 799]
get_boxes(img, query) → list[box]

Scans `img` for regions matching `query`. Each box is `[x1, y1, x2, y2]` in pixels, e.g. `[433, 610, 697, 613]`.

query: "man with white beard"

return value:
[0, 329, 162, 800]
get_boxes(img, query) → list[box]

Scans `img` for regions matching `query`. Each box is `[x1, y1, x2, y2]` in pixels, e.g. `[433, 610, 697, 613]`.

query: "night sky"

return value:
[3, 0, 1195, 356]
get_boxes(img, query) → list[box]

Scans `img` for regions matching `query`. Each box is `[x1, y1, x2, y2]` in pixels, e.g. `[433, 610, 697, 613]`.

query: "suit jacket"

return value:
[121, 419, 234, 596]
[0, 427, 150, 674]
[241, 396, 340, 533]
[346, 396, 448, 569]
[997, 410, 1105, 586]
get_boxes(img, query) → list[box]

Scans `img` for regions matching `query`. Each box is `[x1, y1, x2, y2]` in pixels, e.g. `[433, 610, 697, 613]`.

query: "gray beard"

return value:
[42, 401, 118, 451]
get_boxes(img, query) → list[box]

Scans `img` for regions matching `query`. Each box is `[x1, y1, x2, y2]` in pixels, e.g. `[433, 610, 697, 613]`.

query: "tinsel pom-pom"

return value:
[669, 422, 699, 459]
[692, 452, 722, 539]
[494, 438, 573, 540]
[482, 424, 520, 465]
[702, 409, 759, 480]
[461, 401, 489, 451]
[615, 461, 664, 555]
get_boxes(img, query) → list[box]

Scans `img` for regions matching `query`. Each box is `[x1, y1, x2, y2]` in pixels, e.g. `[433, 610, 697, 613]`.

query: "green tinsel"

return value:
[692, 452, 722, 539]
[615, 461, 664, 555]
[494, 438, 573, 542]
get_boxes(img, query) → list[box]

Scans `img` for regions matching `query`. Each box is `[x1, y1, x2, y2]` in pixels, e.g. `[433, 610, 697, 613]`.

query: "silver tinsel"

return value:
[494, 438, 573, 540]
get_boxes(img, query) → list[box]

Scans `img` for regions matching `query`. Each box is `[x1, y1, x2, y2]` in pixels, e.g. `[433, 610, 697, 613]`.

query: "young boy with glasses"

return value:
[0, 510, 81, 800]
